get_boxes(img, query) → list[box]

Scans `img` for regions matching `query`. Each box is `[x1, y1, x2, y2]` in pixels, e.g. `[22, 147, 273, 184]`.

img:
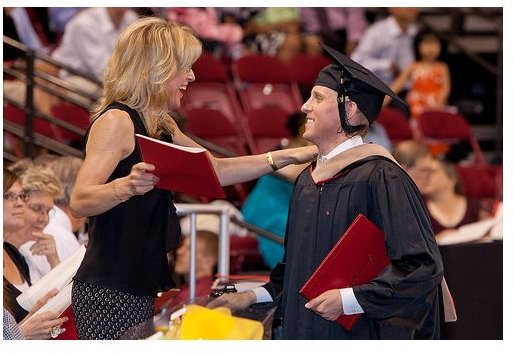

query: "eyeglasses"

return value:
[26, 203, 55, 218]
[3, 192, 29, 203]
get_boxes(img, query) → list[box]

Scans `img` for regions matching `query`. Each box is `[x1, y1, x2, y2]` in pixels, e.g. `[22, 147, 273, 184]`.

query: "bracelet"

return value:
[112, 179, 128, 202]
[266, 152, 279, 171]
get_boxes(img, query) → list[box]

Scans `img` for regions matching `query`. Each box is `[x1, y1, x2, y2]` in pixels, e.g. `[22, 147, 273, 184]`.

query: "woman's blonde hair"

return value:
[21, 166, 63, 199]
[92, 17, 202, 137]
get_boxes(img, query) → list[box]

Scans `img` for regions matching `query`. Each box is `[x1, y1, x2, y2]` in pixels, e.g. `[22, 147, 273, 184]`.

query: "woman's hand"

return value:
[18, 311, 69, 339]
[126, 162, 159, 195]
[287, 145, 318, 165]
[19, 288, 68, 339]
[29, 232, 60, 268]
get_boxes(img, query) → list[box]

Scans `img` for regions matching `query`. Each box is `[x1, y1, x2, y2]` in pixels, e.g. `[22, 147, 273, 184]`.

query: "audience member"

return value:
[392, 140, 434, 195]
[3, 168, 68, 339]
[351, 8, 419, 85]
[47, 7, 82, 38]
[7, 158, 34, 177]
[51, 7, 138, 83]
[166, 8, 245, 60]
[242, 7, 302, 62]
[389, 29, 451, 118]
[301, 8, 368, 56]
[3, 7, 54, 54]
[165, 226, 220, 310]
[44, 156, 85, 259]
[16, 166, 63, 283]
[423, 158, 493, 241]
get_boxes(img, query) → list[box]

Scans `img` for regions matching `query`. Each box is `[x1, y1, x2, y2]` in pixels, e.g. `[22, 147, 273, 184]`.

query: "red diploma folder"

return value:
[299, 214, 390, 330]
[136, 134, 226, 198]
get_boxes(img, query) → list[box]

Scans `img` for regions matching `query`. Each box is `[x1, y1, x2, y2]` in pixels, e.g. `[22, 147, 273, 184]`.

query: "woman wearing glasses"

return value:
[12, 166, 63, 283]
[3, 168, 68, 339]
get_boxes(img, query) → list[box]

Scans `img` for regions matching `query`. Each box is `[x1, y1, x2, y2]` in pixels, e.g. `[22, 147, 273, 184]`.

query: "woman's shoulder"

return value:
[91, 109, 134, 135]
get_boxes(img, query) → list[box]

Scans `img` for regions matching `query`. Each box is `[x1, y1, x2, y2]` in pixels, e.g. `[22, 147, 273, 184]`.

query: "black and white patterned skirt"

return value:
[71, 280, 153, 340]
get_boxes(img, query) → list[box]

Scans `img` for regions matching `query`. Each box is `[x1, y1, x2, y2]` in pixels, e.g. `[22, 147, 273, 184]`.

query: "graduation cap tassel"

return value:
[337, 82, 365, 135]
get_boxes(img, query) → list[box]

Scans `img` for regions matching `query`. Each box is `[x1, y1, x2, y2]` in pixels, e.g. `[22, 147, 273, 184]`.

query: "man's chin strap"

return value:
[337, 78, 366, 135]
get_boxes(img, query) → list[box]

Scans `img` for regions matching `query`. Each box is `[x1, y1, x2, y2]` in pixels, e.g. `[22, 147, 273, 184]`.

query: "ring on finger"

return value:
[50, 325, 62, 338]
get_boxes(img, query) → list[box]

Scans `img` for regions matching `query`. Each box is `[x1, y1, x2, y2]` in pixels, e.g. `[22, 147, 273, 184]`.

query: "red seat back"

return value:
[288, 54, 331, 87]
[376, 107, 413, 144]
[417, 110, 485, 165]
[456, 165, 499, 199]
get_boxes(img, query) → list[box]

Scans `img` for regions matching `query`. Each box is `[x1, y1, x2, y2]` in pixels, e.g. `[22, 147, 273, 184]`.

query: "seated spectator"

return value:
[389, 28, 451, 119]
[166, 229, 219, 310]
[166, 8, 245, 60]
[301, 8, 368, 56]
[242, 7, 302, 62]
[3, 168, 68, 339]
[3, 7, 55, 54]
[351, 8, 419, 116]
[392, 140, 434, 195]
[162, 201, 247, 311]
[7, 158, 34, 177]
[351, 7, 419, 85]
[5, 8, 139, 117]
[44, 156, 85, 259]
[15, 166, 64, 283]
[423, 158, 493, 241]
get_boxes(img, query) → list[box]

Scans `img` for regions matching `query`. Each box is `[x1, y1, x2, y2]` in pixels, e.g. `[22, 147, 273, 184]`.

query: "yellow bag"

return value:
[164, 304, 263, 340]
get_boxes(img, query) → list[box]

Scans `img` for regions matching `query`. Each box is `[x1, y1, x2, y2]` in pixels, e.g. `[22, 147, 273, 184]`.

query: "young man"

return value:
[209, 44, 444, 340]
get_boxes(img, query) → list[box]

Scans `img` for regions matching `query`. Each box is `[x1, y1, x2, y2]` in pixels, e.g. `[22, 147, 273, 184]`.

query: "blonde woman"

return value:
[69, 17, 317, 339]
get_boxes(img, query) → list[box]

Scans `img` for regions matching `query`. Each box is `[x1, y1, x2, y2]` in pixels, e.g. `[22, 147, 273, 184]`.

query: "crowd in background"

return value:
[3, 7, 503, 340]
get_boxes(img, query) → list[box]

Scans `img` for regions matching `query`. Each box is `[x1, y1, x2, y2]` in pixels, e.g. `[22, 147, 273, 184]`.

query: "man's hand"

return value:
[304, 289, 343, 321]
[207, 291, 256, 311]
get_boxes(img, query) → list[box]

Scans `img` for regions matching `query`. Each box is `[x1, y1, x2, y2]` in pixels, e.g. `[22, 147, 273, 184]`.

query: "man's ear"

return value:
[345, 101, 358, 120]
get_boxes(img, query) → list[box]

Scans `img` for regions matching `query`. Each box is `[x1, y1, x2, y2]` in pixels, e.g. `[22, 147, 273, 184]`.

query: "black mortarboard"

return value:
[315, 43, 408, 133]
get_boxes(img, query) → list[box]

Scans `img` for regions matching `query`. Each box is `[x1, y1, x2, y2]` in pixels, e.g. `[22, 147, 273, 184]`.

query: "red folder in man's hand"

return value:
[299, 214, 390, 330]
[136, 134, 226, 199]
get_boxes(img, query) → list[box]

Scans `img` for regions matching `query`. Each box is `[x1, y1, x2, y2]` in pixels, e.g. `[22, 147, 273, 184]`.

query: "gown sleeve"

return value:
[352, 161, 444, 320]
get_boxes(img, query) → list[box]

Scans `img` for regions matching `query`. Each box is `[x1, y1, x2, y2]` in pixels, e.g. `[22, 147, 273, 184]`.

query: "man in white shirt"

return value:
[52, 7, 139, 83]
[351, 8, 419, 85]
[209, 44, 443, 339]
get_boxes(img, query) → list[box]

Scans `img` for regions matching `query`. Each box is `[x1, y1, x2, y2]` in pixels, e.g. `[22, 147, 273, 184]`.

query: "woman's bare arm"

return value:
[70, 110, 158, 217]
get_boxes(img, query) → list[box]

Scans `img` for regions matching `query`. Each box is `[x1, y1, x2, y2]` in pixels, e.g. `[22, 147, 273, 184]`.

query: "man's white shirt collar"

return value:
[319, 136, 364, 163]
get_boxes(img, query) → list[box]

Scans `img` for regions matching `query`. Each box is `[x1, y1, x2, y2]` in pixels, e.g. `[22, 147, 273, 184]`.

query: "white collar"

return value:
[319, 135, 364, 163]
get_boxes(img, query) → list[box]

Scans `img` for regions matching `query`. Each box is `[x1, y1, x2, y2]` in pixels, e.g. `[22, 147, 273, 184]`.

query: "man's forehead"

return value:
[311, 85, 337, 97]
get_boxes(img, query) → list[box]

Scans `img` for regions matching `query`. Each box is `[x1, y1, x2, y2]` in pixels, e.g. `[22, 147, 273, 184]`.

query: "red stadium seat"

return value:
[4, 102, 65, 142]
[288, 54, 331, 87]
[232, 55, 304, 154]
[245, 107, 290, 154]
[183, 108, 248, 156]
[50, 103, 90, 142]
[232, 54, 303, 115]
[456, 165, 501, 199]
[376, 106, 413, 144]
[417, 110, 486, 165]
[182, 53, 251, 155]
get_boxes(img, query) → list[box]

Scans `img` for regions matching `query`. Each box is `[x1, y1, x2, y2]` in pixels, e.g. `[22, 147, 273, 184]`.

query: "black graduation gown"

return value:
[263, 151, 443, 339]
